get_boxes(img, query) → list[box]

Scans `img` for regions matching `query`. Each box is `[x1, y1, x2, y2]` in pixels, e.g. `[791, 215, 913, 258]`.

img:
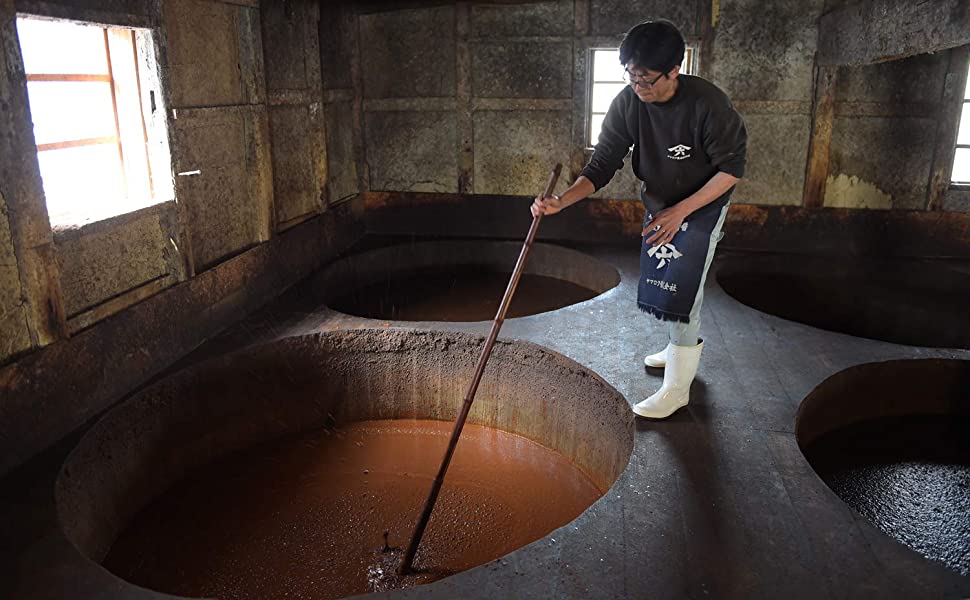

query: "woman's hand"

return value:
[643, 205, 689, 247]
[531, 194, 564, 218]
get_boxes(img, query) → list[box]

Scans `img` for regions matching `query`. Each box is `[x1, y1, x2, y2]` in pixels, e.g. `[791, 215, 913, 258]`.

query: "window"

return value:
[588, 46, 697, 146]
[16, 17, 169, 228]
[952, 61, 970, 185]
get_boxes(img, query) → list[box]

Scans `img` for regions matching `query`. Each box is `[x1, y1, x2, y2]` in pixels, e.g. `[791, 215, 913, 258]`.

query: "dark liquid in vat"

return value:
[104, 420, 603, 599]
[803, 416, 970, 575]
[329, 267, 599, 321]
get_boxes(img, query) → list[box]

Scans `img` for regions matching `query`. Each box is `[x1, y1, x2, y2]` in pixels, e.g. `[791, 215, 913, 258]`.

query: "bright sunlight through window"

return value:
[16, 17, 168, 228]
[589, 47, 696, 147]
[952, 62, 970, 184]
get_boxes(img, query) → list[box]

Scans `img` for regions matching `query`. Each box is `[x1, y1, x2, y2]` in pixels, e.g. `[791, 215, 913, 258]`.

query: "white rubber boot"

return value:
[643, 344, 670, 368]
[633, 341, 704, 419]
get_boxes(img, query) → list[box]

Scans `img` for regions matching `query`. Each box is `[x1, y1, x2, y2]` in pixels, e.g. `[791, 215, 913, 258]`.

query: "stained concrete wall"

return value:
[262, 0, 328, 230]
[353, 0, 824, 205]
[320, 2, 360, 204]
[827, 52, 949, 210]
[351, 0, 968, 218]
[711, 0, 822, 206]
[164, 0, 273, 270]
[468, 0, 574, 196]
[358, 5, 461, 194]
[0, 191, 31, 362]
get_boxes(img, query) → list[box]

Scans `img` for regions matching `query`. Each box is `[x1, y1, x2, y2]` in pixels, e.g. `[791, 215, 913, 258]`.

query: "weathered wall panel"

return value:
[827, 53, 947, 210]
[326, 100, 360, 203]
[263, 0, 325, 228]
[320, 3, 355, 91]
[472, 41, 573, 99]
[269, 104, 322, 225]
[836, 52, 948, 105]
[828, 116, 936, 210]
[1, 0, 66, 354]
[588, 0, 698, 38]
[365, 111, 458, 193]
[712, 0, 822, 102]
[262, 1, 309, 92]
[0, 193, 31, 363]
[709, 0, 822, 207]
[473, 110, 572, 196]
[172, 108, 270, 270]
[470, 1, 573, 38]
[55, 210, 172, 318]
[732, 113, 811, 206]
[818, 0, 970, 66]
[165, 0, 250, 108]
[359, 6, 456, 99]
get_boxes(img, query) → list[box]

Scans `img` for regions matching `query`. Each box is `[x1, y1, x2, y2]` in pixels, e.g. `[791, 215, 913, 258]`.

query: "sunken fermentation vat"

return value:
[318, 240, 621, 321]
[57, 329, 634, 598]
[797, 360, 970, 576]
[716, 253, 970, 349]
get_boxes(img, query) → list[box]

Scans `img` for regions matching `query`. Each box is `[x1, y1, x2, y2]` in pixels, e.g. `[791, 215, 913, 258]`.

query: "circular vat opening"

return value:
[716, 254, 970, 348]
[317, 240, 620, 321]
[796, 359, 970, 575]
[57, 329, 633, 599]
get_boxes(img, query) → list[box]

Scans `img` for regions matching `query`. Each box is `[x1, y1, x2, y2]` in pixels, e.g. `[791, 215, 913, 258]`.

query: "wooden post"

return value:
[699, 0, 717, 80]
[0, 0, 68, 345]
[803, 64, 838, 208]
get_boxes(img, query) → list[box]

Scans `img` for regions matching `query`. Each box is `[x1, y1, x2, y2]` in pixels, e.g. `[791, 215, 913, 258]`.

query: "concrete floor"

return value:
[4, 237, 970, 599]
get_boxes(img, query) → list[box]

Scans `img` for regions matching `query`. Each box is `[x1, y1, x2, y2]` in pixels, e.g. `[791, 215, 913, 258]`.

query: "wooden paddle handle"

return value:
[398, 163, 562, 575]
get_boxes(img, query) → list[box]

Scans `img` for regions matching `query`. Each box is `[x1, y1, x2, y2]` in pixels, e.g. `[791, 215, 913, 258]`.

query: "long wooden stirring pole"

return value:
[398, 163, 563, 575]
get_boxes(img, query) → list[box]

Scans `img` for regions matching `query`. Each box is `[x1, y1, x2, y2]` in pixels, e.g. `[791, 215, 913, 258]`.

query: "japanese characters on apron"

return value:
[637, 197, 725, 323]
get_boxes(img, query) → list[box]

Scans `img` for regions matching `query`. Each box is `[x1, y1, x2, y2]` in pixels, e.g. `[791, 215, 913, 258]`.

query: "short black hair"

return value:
[618, 20, 685, 73]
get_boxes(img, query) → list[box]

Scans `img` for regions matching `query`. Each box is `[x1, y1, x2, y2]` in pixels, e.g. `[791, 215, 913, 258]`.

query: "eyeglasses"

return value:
[623, 68, 665, 88]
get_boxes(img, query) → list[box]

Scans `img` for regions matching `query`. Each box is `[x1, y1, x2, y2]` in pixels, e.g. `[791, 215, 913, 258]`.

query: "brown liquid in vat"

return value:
[104, 420, 603, 599]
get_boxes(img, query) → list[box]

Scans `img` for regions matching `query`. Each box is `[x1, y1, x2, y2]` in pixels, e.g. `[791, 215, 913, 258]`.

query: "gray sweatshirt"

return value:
[579, 74, 747, 217]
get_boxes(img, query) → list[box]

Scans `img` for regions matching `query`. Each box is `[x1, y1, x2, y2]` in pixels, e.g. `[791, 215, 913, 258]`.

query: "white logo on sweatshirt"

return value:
[667, 144, 692, 160]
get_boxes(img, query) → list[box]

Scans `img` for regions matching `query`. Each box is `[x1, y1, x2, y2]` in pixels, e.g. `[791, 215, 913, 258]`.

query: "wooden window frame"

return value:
[947, 56, 970, 189]
[22, 20, 157, 221]
[954, 96, 970, 185]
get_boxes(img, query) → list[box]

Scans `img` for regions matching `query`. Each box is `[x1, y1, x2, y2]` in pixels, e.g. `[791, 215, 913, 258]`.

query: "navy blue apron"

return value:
[637, 199, 724, 323]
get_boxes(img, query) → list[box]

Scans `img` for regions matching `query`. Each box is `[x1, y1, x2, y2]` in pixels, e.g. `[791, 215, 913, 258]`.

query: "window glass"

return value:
[591, 82, 626, 113]
[951, 63, 970, 184]
[17, 16, 169, 228]
[37, 144, 126, 223]
[592, 49, 623, 82]
[952, 148, 970, 184]
[26, 81, 117, 145]
[958, 102, 970, 146]
[16, 18, 108, 75]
